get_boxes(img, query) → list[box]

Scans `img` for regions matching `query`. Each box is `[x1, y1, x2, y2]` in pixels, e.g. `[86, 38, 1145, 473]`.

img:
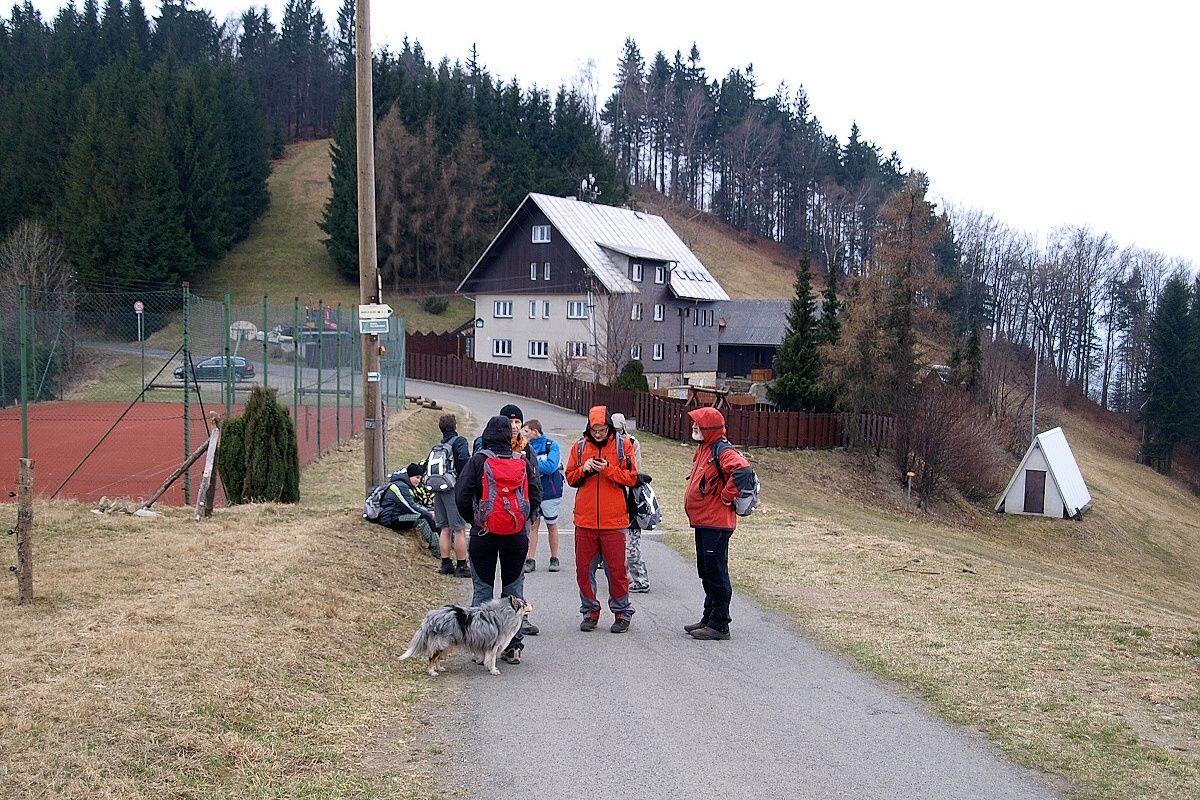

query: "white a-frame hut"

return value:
[995, 427, 1092, 519]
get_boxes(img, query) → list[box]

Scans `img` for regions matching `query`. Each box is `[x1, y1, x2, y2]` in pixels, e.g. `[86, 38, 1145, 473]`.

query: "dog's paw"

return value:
[426, 668, 439, 677]
[488, 667, 501, 675]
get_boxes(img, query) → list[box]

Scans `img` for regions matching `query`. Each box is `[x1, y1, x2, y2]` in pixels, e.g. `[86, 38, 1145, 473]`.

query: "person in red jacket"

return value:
[565, 405, 639, 633]
[683, 406, 750, 641]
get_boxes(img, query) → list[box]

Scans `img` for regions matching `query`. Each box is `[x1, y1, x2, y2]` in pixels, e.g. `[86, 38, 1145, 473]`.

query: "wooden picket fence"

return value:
[405, 350, 895, 451]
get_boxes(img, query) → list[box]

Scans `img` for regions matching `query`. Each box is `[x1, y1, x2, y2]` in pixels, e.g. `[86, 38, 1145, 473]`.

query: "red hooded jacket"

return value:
[565, 405, 638, 530]
[684, 406, 749, 530]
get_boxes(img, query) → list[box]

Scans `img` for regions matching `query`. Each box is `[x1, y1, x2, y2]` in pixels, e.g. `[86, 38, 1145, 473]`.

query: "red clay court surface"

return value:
[0, 402, 364, 506]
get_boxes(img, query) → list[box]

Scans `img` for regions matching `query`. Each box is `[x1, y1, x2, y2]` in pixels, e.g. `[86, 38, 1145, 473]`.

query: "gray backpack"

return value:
[421, 437, 462, 493]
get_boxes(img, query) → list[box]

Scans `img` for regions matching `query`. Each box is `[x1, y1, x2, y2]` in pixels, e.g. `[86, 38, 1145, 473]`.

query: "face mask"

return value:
[692, 430, 704, 442]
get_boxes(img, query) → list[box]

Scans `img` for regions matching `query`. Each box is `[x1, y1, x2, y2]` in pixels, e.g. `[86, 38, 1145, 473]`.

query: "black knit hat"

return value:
[499, 403, 524, 421]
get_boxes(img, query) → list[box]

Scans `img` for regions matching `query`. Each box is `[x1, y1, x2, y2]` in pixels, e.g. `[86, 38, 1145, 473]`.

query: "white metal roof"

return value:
[994, 426, 1092, 517]
[520, 193, 729, 302]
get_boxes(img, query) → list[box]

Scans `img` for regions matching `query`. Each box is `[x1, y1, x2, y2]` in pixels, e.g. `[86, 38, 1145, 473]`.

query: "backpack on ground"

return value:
[627, 480, 662, 530]
[363, 484, 386, 521]
[474, 450, 531, 535]
[711, 438, 760, 517]
[422, 436, 462, 493]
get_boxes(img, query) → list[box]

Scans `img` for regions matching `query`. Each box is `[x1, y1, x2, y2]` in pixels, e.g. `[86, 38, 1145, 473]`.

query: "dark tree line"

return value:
[0, 0, 345, 290]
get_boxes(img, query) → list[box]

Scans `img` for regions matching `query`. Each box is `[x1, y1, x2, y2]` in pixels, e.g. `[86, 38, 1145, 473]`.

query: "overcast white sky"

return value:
[26, 1, 1200, 267]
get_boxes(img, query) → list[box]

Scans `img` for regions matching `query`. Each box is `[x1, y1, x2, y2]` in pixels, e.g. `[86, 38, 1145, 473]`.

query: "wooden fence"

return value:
[405, 350, 895, 451]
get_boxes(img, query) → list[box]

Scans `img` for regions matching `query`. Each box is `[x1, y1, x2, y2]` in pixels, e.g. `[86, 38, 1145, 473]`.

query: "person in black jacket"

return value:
[455, 415, 542, 665]
[379, 464, 438, 555]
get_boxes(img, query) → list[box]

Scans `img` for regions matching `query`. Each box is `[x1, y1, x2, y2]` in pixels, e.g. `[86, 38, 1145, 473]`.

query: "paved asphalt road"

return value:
[403, 380, 1065, 799]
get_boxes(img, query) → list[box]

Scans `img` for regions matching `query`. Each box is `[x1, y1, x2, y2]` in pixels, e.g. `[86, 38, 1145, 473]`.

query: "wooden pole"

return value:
[193, 422, 222, 521]
[356, 0, 385, 493]
[140, 441, 210, 510]
[14, 458, 33, 605]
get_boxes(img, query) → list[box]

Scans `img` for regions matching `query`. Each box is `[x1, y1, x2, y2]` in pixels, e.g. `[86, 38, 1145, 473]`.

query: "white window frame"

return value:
[655, 265, 666, 284]
[530, 262, 538, 280]
[630, 344, 642, 360]
[493, 300, 513, 318]
[568, 341, 588, 359]
[542, 301, 551, 319]
[567, 301, 588, 319]
[528, 340, 549, 359]
[652, 343, 664, 361]
[532, 225, 551, 243]
[528, 301, 537, 319]
[631, 302, 643, 321]
[653, 304, 664, 321]
[543, 262, 551, 281]
[632, 262, 643, 282]
[492, 339, 512, 357]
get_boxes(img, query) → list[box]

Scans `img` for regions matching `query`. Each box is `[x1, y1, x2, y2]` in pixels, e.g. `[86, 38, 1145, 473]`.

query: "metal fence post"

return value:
[224, 289, 232, 420]
[336, 303, 343, 443]
[19, 285, 28, 458]
[262, 294, 269, 388]
[183, 282, 191, 505]
[293, 297, 300, 427]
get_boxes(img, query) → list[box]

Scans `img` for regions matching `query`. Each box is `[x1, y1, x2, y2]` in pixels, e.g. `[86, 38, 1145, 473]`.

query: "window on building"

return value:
[652, 343, 664, 361]
[632, 262, 643, 282]
[654, 304, 664, 321]
[530, 262, 538, 280]
[532, 225, 551, 243]
[543, 262, 551, 281]
[542, 301, 551, 319]
[655, 265, 666, 284]
[568, 341, 588, 359]
[631, 302, 642, 321]
[567, 301, 588, 319]
[493, 339, 512, 357]
[630, 344, 642, 360]
[493, 300, 513, 318]
[528, 301, 537, 319]
[529, 340, 549, 359]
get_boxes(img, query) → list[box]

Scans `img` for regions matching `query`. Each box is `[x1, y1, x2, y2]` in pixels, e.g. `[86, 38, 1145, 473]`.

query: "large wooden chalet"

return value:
[457, 193, 730, 388]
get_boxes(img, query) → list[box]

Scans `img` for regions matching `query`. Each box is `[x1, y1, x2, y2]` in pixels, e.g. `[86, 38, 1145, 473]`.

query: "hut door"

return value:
[1023, 469, 1046, 513]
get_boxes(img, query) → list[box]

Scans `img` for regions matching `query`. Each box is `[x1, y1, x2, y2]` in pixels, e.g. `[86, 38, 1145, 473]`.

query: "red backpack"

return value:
[474, 450, 530, 535]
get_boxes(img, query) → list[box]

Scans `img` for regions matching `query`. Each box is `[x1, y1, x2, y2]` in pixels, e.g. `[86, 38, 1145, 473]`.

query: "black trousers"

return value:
[694, 527, 733, 630]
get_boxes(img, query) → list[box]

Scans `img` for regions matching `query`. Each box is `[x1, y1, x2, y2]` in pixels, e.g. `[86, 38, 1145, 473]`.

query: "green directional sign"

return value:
[359, 318, 389, 334]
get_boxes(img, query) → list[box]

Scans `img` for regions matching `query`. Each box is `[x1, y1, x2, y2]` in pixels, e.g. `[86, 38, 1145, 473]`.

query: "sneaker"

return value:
[501, 647, 521, 665]
[610, 618, 630, 634]
[524, 558, 536, 573]
[438, 560, 454, 575]
[629, 583, 650, 593]
[548, 557, 561, 572]
[683, 621, 709, 633]
[689, 626, 730, 641]
[579, 616, 598, 632]
[521, 620, 540, 636]
[453, 562, 471, 578]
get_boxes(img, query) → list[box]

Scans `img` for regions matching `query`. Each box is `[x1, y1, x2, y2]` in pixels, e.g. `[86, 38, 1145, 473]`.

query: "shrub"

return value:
[223, 386, 300, 503]
[217, 415, 246, 504]
[614, 360, 649, 393]
[422, 295, 449, 315]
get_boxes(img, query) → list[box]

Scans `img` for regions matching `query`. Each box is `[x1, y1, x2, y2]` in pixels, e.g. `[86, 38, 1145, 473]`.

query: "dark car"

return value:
[174, 355, 255, 382]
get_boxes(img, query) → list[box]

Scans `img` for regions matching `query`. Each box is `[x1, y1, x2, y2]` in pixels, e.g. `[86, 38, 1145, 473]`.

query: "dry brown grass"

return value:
[643, 402, 1200, 800]
[0, 407, 460, 799]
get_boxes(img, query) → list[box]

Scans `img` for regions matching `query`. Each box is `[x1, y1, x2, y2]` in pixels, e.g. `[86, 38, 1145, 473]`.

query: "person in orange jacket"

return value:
[565, 405, 639, 633]
[683, 406, 750, 640]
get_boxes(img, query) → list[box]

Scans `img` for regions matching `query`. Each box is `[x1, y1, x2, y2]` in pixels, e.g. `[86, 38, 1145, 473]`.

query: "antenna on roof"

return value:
[578, 174, 601, 203]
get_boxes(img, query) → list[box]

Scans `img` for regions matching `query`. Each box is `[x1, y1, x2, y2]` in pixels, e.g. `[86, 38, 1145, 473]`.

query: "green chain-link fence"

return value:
[1, 285, 406, 504]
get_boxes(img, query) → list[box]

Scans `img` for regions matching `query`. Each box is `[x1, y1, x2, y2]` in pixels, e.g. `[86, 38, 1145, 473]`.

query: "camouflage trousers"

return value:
[626, 526, 649, 592]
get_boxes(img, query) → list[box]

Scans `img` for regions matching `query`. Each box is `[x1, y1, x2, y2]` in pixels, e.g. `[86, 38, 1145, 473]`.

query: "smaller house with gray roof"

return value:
[457, 193, 730, 387]
[716, 299, 792, 380]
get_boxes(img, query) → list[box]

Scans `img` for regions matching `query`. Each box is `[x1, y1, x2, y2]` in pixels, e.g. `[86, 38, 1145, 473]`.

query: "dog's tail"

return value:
[398, 627, 426, 662]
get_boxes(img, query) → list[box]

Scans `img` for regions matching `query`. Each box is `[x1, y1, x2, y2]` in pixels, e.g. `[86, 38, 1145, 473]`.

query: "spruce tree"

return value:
[241, 386, 300, 503]
[318, 98, 359, 279]
[1141, 274, 1194, 472]
[767, 257, 824, 411]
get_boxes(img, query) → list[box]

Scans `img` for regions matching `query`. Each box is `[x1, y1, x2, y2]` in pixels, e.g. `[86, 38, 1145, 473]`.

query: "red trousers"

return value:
[574, 526, 633, 619]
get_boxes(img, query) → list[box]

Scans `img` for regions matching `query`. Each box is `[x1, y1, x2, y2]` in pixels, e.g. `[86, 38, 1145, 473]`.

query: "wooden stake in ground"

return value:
[140, 441, 210, 510]
[193, 418, 222, 521]
[14, 458, 34, 605]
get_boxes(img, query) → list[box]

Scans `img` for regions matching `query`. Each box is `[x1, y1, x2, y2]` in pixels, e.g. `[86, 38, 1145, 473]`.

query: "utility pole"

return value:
[356, 0, 384, 491]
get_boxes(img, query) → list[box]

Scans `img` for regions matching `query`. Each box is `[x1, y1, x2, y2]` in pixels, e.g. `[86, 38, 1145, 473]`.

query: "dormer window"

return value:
[631, 262, 643, 282]
[655, 265, 666, 284]
[532, 225, 551, 243]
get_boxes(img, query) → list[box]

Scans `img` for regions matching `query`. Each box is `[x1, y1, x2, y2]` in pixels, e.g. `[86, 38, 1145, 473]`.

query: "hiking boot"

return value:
[548, 557, 561, 572]
[453, 562, 471, 578]
[501, 647, 521, 665]
[689, 626, 730, 641]
[629, 583, 650, 593]
[524, 558, 536, 573]
[683, 621, 709, 633]
[610, 618, 630, 634]
[521, 620, 540, 636]
[579, 616, 598, 632]
[438, 560, 455, 575]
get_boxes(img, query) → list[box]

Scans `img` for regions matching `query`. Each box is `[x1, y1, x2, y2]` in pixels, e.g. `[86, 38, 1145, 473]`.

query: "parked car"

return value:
[174, 356, 255, 382]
